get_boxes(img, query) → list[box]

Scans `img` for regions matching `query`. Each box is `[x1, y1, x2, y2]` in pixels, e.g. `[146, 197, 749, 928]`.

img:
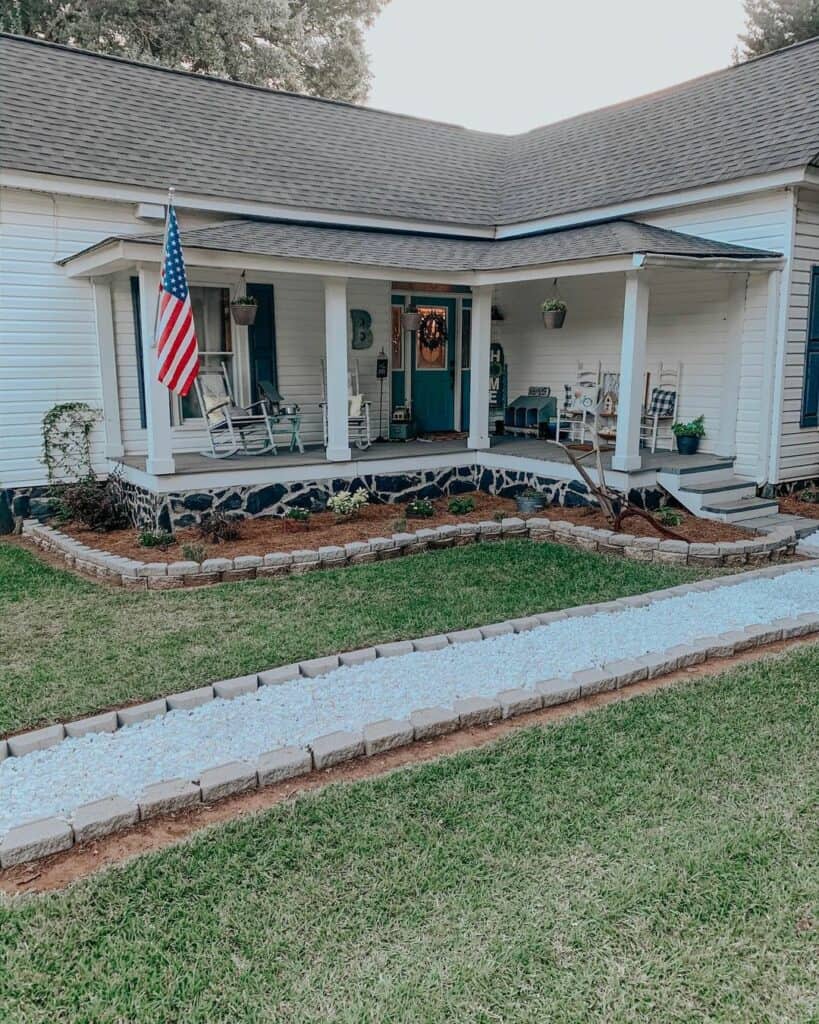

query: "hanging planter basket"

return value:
[541, 304, 567, 329]
[401, 306, 422, 332]
[230, 300, 258, 326]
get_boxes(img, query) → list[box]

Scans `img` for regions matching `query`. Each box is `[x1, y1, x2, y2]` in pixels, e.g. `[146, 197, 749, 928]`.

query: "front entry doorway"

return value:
[410, 296, 456, 432]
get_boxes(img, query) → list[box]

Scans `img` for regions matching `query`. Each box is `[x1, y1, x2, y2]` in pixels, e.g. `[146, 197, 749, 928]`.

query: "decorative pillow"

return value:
[569, 384, 600, 413]
[348, 394, 363, 417]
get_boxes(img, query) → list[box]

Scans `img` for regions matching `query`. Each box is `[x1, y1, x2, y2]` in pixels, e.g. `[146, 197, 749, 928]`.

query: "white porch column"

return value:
[761, 268, 783, 483]
[612, 271, 650, 472]
[467, 284, 493, 450]
[137, 265, 176, 475]
[715, 274, 747, 459]
[91, 280, 124, 460]
[323, 276, 351, 461]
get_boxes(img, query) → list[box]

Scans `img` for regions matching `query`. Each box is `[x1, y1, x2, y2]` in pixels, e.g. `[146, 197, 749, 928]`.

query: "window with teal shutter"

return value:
[800, 267, 819, 428]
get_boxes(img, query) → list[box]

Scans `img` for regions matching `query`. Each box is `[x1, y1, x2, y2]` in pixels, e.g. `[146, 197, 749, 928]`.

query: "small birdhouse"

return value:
[602, 391, 617, 416]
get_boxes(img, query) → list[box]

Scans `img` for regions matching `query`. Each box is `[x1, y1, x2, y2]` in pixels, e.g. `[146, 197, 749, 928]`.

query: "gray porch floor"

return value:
[119, 435, 723, 476]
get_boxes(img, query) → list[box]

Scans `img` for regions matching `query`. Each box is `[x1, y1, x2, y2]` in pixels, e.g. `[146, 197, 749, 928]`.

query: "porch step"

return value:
[699, 497, 780, 522]
[742, 514, 819, 539]
[678, 476, 757, 497]
[656, 460, 774, 521]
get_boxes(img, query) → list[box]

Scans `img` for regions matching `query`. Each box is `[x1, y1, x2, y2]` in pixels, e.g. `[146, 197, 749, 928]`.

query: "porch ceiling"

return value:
[61, 217, 783, 281]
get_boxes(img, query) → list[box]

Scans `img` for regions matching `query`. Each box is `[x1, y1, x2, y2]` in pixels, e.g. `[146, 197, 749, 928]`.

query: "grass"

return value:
[1, 647, 817, 1022]
[0, 539, 707, 737]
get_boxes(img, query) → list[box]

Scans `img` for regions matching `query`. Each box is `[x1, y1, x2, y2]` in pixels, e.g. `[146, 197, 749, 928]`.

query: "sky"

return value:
[365, 0, 747, 134]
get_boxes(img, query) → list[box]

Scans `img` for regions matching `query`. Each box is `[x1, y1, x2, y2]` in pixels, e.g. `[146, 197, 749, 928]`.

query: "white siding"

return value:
[0, 187, 223, 487]
[646, 191, 794, 479]
[778, 186, 819, 483]
[0, 186, 392, 483]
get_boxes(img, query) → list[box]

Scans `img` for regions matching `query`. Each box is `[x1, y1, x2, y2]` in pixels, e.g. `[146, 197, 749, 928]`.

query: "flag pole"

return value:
[150, 187, 175, 352]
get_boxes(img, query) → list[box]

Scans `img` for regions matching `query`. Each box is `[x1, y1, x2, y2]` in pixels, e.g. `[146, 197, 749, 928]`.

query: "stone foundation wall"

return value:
[109, 464, 666, 529]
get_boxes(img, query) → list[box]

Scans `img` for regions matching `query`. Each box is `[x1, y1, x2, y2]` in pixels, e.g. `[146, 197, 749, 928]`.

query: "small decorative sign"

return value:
[350, 309, 373, 349]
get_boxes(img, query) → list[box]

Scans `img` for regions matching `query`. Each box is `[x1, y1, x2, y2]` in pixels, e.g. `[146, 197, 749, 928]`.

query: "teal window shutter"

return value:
[246, 283, 277, 401]
[800, 267, 819, 428]
[130, 276, 147, 429]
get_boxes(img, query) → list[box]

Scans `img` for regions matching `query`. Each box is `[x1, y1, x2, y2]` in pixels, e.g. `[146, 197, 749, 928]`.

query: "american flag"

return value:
[155, 202, 200, 397]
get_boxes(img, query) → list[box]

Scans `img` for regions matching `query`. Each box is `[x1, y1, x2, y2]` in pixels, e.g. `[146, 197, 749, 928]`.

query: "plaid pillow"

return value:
[647, 387, 676, 416]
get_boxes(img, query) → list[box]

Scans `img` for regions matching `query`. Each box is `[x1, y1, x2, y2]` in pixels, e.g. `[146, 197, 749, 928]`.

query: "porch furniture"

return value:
[504, 388, 557, 437]
[257, 380, 305, 453]
[320, 358, 372, 450]
[555, 363, 601, 444]
[194, 362, 279, 458]
[640, 362, 681, 452]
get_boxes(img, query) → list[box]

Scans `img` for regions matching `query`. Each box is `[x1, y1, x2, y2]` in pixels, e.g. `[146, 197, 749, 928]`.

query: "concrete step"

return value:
[679, 476, 757, 496]
[657, 461, 738, 487]
[699, 496, 780, 523]
[743, 514, 819, 539]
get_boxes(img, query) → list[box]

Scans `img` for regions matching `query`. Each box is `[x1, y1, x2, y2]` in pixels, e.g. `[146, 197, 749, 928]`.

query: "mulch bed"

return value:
[779, 493, 819, 521]
[61, 492, 751, 563]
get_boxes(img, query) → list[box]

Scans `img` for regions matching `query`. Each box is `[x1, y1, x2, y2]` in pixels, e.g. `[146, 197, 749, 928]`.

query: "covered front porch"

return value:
[62, 215, 784, 518]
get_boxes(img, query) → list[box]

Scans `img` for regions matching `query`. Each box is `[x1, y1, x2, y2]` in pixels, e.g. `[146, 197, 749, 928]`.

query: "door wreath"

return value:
[418, 311, 447, 352]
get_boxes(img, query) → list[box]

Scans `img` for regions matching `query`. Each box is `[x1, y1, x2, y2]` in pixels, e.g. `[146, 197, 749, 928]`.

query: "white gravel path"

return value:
[3, 568, 819, 837]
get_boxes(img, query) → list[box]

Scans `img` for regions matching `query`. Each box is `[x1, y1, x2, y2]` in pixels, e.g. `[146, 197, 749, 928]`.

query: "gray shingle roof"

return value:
[68, 218, 780, 272]
[2, 33, 817, 229]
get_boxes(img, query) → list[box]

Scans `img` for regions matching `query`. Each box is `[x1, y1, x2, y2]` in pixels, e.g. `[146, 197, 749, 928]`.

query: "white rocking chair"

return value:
[555, 362, 601, 444]
[194, 362, 278, 458]
[320, 358, 372, 450]
[640, 362, 681, 453]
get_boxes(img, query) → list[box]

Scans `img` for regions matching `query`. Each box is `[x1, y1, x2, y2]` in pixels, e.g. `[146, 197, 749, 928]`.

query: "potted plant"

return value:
[401, 304, 421, 332]
[671, 415, 705, 455]
[541, 298, 567, 329]
[515, 487, 545, 514]
[230, 295, 258, 326]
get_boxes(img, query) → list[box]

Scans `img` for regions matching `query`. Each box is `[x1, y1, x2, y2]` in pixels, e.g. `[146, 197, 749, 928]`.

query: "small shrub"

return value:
[139, 529, 175, 549]
[182, 542, 207, 562]
[654, 506, 684, 527]
[51, 474, 130, 532]
[392, 516, 408, 532]
[327, 488, 369, 519]
[198, 509, 244, 543]
[448, 496, 475, 515]
[797, 487, 819, 505]
[284, 507, 311, 526]
[493, 510, 505, 522]
[406, 498, 434, 518]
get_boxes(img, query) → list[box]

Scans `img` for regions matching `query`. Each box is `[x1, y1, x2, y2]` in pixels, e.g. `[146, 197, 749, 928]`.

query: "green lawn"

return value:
[0, 540, 706, 736]
[1, 647, 816, 1023]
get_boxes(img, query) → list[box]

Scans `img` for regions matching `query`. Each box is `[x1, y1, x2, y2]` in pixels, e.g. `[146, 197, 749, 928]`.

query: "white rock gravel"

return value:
[3, 568, 819, 837]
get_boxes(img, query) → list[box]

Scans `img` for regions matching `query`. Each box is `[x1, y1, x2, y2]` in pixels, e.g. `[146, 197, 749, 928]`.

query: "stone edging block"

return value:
[25, 514, 801, 595]
[71, 795, 139, 843]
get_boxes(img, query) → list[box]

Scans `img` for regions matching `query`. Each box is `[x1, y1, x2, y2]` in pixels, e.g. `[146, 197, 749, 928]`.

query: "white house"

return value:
[1, 32, 818, 526]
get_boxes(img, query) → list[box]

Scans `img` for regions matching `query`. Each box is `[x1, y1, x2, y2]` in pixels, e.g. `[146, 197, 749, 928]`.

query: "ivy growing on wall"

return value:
[41, 402, 100, 483]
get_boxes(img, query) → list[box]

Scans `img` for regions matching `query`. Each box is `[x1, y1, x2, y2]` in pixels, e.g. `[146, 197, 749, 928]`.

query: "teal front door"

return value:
[411, 296, 456, 432]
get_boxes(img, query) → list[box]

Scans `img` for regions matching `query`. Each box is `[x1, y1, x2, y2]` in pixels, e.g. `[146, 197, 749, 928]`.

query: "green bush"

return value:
[406, 498, 435, 518]
[448, 496, 475, 515]
[198, 509, 244, 542]
[182, 542, 207, 562]
[138, 529, 175, 549]
[284, 507, 310, 524]
[654, 506, 684, 527]
[51, 475, 130, 532]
